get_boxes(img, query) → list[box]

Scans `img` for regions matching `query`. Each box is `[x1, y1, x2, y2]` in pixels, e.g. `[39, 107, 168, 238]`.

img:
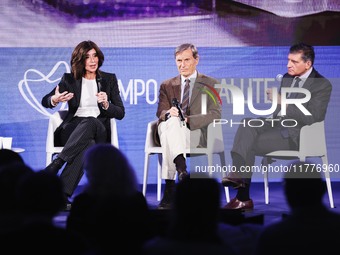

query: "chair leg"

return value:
[322, 156, 335, 208]
[218, 152, 230, 202]
[261, 157, 270, 204]
[207, 153, 213, 178]
[224, 187, 230, 203]
[222, 169, 230, 203]
[142, 153, 150, 197]
[157, 154, 162, 202]
[219, 152, 226, 167]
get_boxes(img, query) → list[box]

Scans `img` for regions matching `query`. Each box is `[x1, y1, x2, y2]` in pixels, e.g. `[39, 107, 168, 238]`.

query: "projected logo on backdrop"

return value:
[18, 61, 69, 117]
[18, 61, 160, 112]
[199, 83, 222, 115]
[213, 78, 312, 128]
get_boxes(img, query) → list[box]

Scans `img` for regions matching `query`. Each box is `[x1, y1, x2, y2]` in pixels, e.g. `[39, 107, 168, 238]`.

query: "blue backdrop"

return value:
[1, 46, 339, 184]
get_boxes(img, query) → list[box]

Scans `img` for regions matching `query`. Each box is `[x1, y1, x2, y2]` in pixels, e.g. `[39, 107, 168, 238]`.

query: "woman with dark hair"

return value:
[41, 40, 125, 209]
[67, 144, 151, 255]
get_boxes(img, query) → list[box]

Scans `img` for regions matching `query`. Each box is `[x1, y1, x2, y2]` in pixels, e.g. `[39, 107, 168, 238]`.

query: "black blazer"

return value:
[41, 71, 125, 145]
[279, 68, 332, 147]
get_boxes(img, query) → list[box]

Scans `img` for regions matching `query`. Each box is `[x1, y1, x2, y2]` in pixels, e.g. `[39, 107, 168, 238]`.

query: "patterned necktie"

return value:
[181, 79, 190, 116]
[288, 77, 301, 98]
[293, 77, 301, 88]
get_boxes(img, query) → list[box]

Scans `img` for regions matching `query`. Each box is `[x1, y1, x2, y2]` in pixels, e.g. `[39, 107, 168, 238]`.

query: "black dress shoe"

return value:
[157, 191, 173, 209]
[157, 180, 175, 209]
[157, 200, 172, 210]
[45, 157, 65, 175]
[223, 197, 254, 211]
[63, 201, 72, 211]
[63, 196, 72, 211]
[178, 170, 188, 182]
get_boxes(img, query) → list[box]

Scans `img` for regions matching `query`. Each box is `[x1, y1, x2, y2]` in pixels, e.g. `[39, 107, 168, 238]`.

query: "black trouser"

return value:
[57, 117, 107, 196]
[231, 117, 297, 186]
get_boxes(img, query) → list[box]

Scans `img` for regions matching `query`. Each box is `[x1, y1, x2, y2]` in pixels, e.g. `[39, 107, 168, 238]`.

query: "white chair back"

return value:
[142, 120, 229, 202]
[254, 121, 334, 208]
[45, 110, 119, 166]
[299, 121, 327, 160]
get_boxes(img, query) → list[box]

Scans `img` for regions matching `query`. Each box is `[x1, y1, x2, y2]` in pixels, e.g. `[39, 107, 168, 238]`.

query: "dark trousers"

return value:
[231, 118, 296, 186]
[57, 117, 107, 196]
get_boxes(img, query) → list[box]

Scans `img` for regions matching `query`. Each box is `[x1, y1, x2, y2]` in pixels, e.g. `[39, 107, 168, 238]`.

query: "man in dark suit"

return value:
[222, 43, 332, 210]
[155, 43, 221, 209]
[41, 41, 125, 209]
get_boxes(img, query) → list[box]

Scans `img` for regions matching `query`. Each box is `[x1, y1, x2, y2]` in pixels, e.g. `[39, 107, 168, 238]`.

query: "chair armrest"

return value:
[207, 122, 225, 153]
[110, 118, 119, 148]
[145, 120, 159, 151]
[46, 110, 67, 151]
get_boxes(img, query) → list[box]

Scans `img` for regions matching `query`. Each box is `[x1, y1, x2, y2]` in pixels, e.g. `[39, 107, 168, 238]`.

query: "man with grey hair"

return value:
[154, 43, 221, 209]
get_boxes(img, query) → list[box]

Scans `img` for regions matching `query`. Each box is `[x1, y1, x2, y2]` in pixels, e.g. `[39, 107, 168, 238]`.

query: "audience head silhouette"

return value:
[0, 162, 33, 213]
[0, 149, 24, 167]
[83, 143, 138, 197]
[16, 170, 65, 219]
[283, 160, 326, 209]
[1, 169, 93, 255]
[142, 174, 236, 255]
[67, 143, 151, 255]
[254, 160, 340, 255]
[170, 173, 222, 243]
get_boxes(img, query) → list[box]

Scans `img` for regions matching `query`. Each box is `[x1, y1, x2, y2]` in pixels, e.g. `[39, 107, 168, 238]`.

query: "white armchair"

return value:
[249, 121, 334, 208]
[142, 120, 229, 202]
[45, 110, 119, 166]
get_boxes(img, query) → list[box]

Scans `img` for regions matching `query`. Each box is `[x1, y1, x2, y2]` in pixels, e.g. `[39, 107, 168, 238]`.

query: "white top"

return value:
[75, 78, 100, 117]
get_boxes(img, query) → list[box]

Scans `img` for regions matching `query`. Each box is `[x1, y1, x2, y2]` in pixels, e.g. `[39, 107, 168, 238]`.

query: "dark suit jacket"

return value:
[155, 72, 221, 147]
[41, 71, 125, 145]
[276, 68, 332, 147]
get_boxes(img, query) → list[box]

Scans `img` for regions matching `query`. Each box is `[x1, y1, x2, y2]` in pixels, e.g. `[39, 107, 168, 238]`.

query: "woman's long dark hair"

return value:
[70, 40, 104, 80]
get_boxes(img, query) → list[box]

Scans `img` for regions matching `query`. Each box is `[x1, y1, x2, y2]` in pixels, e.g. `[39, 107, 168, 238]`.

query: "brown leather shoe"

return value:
[223, 197, 254, 211]
[221, 175, 246, 189]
